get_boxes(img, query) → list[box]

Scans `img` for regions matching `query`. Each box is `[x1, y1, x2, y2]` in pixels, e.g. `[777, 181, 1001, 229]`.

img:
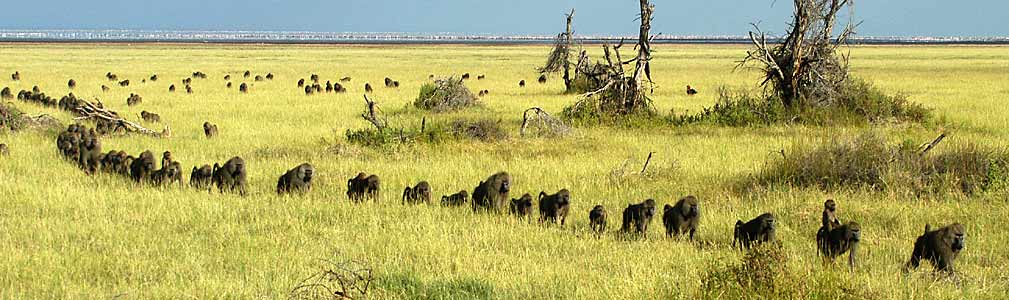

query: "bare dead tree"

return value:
[361, 95, 387, 132]
[72, 99, 168, 137]
[738, 0, 856, 108]
[289, 258, 374, 300]
[540, 9, 578, 92]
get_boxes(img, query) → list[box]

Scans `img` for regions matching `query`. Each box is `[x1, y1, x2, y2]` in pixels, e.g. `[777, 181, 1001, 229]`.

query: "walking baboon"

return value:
[817, 221, 861, 271]
[509, 193, 534, 219]
[168, 84, 176, 92]
[141, 111, 161, 123]
[130, 150, 157, 183]
[904, 223, 965, 274]
[589, 205, 607, 234]
[239, 83, 248, 93]
[190, 164, 214, 190]
[347, 172, 380, 202]
[402, 181, 432, 204]
[441, 190, 468, 207]
[621, 199, 656, 236]
[538, 74, 547, 83]
[212, 156, 248, 196]
[471, 172, 512, 212]
[663, 195, 700, 240]
[277, 163, 315, 195]
[538, 189, 571, 225]
[203, 122, 219, 138]
[734, 213, 777, 250]
[364, 83, 373, 93]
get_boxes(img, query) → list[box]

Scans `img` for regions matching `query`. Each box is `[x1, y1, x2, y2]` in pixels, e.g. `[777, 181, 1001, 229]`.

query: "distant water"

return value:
[1, 30, 1007, 45]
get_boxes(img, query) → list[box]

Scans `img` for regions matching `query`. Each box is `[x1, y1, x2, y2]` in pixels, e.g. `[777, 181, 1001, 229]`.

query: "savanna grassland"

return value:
[1, 43, 1008, 299]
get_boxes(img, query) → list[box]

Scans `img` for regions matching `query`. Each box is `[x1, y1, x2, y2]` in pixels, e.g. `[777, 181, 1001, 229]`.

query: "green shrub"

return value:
[346, 118, 508, 148]
[414, 78, 479, 112]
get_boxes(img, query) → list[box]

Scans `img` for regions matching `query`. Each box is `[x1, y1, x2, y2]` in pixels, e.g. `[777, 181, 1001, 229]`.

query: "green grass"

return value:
[1, 43, 1008, 299]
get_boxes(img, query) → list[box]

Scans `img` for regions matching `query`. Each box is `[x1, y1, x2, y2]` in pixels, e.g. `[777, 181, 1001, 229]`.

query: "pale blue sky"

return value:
[1, 0, 1005, 36]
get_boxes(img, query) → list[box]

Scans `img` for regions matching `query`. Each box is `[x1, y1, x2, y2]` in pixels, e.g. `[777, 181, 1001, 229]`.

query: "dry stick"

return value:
[641, 152, 655, 174]
[362, 94, 385, 131]
[421, 117, 426, 133]
[920, 133, 947, 156]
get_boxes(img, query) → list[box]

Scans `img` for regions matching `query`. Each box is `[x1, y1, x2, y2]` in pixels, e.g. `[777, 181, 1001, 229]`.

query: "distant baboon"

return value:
[471, 172, 512, 212]
[905, 223, 965, 274]
[244, 70, 252, 78]
[333, 82, 346, 93]
[227, 82, 233, 89]
[364, 83, 373, 93]
[402, 181, 433, 204]
[67, 79, 76, 89]
[239, 83, 248, 93]
[461, 73, 470, 80]
[140, 111, 161, 123]
[0, 143, 8, 156]
[663, 195, 701, 240]
[203, 122, 219, 138]
[152, 161, 183, 186]
[518, 80, 526, 87]
[347, 172, 380, 202]
[734, 213, 777, 250]
[478, 90, 486, 97]
[168, 84, 176, 92]
[185, 85, 193, 94]
[126, 93, 142, 106]
[817, 221, 861, 271]
[118, 79, 130, 87]
[384, 77, 393, 87]
[477, 74, 485, 80]
[325, 81, 334, 93]
[304, 85, 314, 95]
[392, 81, 399, 88]
[254, 75, 264, 82]
[266, 73, 274, 80]
[11, 71, 20, 81]
[277, 163, 315, 195]
[130, 150, 157, 183]
[298, 78, 305, 87]
[101, 85, 110, 92]
[538, 74, 547, 83]
[589, 205, 607, 234]
[538, 189, 571, 225]
[1, 87, 11, 99]
[621, 199, 656, 236]
[313, 84, 322, 93]
[190, 164, 214, 190]
[686, 85, 698, 95]
[183, 78, 192, 85]
[441, 190, 468, 207]
[224, 74, 231, 81]
[192, 71, 207, 79]
[150, 74, 158, 81]
[105, 72, 116, 81]
[509, 193, 534, 219]
[340, 76, 351, 82]
[310, 74, 319, 83]
[212, 156, 248, 195]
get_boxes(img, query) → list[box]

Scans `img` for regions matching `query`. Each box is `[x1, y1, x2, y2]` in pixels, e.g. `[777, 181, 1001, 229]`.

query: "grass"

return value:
[1, 43, 1008, 299]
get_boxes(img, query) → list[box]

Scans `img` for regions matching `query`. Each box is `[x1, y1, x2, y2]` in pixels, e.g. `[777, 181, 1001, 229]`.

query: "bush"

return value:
[414, 77, 479, 112]
[747, 132, 1009, 197]
[675, 78, 931, 126]
[346, 117, 508, 148]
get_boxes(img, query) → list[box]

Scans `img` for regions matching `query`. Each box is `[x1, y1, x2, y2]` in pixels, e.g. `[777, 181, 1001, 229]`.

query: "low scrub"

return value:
[675, 79, 932, 126]
[746, 132, 1009, 197]
[413, 77, 479, 112]
[346, 117, 508, 148]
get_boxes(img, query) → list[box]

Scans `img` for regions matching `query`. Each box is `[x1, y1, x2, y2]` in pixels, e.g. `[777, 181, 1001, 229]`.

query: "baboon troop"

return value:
[471, 172, 512, 212]
[347, 172, 381, 202]
[621, 199, 656, 236]
[212, 156, 248, 196]
[538, 189, 571, 225]
[277, 163, 315, 195]
[904, 223, 965, 274]
[441, 190, 469, 206]
[589, 205, 607, 234]
[203, 122, 219, 138]
[734, 213, 776, 250]
[662, 195, 700, 240]
[140, 110, 161, 123]
[509, 193, 534, 219]
[402, 181, 432, 204]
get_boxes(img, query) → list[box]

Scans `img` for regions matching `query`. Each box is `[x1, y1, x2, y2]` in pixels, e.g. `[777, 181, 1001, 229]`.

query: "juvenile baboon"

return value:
[277, 163, 315, 195]
[140, 111, 161, 123]
[817, 221, 861, 271]
[347, 172, 380, 202]
[160, 151, 173, 168]
[518, 80, 526, 87]
[203, 122, 219, 138]
[168, 84, 176, 92]
[67, 79, 76, 89]
[239, 83, 248, 93]
[589, 205, 607, 234]
[663, 195, 701, 240]
[734, 213, 777, 250]
[822, 199, 840, 230]
[441, 190, 468, 207]
[621, 199, 656, 236]
[471, 172, 512, 212]
[364, 83, 373, 93]
[130, 150, 157, 183]
[392, 81, 399, 88]
[402, 181, 433, 204]
[509, 193, 534, 219]
[298, 78, 305, 87]
[190, 164, 214, 190]
[538, 189, 571, 225]
[538, 74, 547, 83]
[212, 156, 248, 196]
[904, 223, 965, 274]
[152, 161, 183, 186]
[478, 90, 486, 97]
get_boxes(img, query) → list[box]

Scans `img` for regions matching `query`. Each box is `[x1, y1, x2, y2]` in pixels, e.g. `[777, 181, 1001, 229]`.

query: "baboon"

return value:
[190, 164, 214, 190]
[441, 190, 468, 207]
[477, 74, 485, 80]
[347, 172, 380, 202]
[160, 151, 173, 168]
[392, 81, 400, 88]
[402, 181, 432, 204]
[0, 143, 8, 156]
[1, 87, 11, 99]
[224, 74, 231, 81]
[254, 75, 264, 82]
[212, 156, 248, 196]
[364, 83, 373, 93]
[822, 199, 840, 230]
[185, 85, 193, 94]
[239, 83, 248, 93]
[471, 172, 512, 212]
[589, 205, 607, 234]
[325, 81, 333, 93]
[621, 199, 657, 236]
[734, 213, 777, 250]
[140, 111, 161, 123]
[11, 71, 20, 81]
[266, 73, 274, 80]
[67, 79, 76, 89]
[333, 82, 346, 93]
[478, 90, 486, 97]
[509, 193, 534, 219]
[182, 78, 192, 85]
[277, 163, 315, 195]
[32, 86, 39, 94]
[538, 189, 571, 225]
[340, 76, 351, 82]
[244, 70, 252, 78]
[461, 73, 470, 80]
[192, 71, 207, 79]
[817, 221, 861, 271]
[76, 129, 102, 174]
[150, 74, 158, 81]
[126, 93, 142, 106]
[105, 72, 116, 81]
[310, 74, 319, 83]
[118, 79, 130, 87]
[203, 122, 219, 138]
[518, 80, 526, 87]
[152, 161, 183, 186]
[130, 150, 157, 183]
[686, 85, 698, 95]
[663, 195, 701, 240]
[169, 84, 176, 92]
[904, 223, 965, 274]
[298, 78, 305, 87]
[227, 82, 233, 89]
[428, 74, 435, 79]
[384, 77, 393, 87]
[101, 85, 110, 92]
[304, 85, 313, 95]
[538, 74, 547, 83]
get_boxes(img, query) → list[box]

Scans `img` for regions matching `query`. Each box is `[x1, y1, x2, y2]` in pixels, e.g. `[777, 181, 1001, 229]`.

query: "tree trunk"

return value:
[563, 9, 575, 92]
[629, 0, 654, 111]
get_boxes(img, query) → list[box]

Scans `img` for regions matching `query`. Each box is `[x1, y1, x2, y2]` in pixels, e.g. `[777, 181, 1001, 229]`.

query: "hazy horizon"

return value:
[1, 1, 1007, 37]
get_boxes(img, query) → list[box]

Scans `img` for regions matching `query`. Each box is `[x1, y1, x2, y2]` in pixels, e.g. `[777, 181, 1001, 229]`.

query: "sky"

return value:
[0, 0, 1006, 37]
